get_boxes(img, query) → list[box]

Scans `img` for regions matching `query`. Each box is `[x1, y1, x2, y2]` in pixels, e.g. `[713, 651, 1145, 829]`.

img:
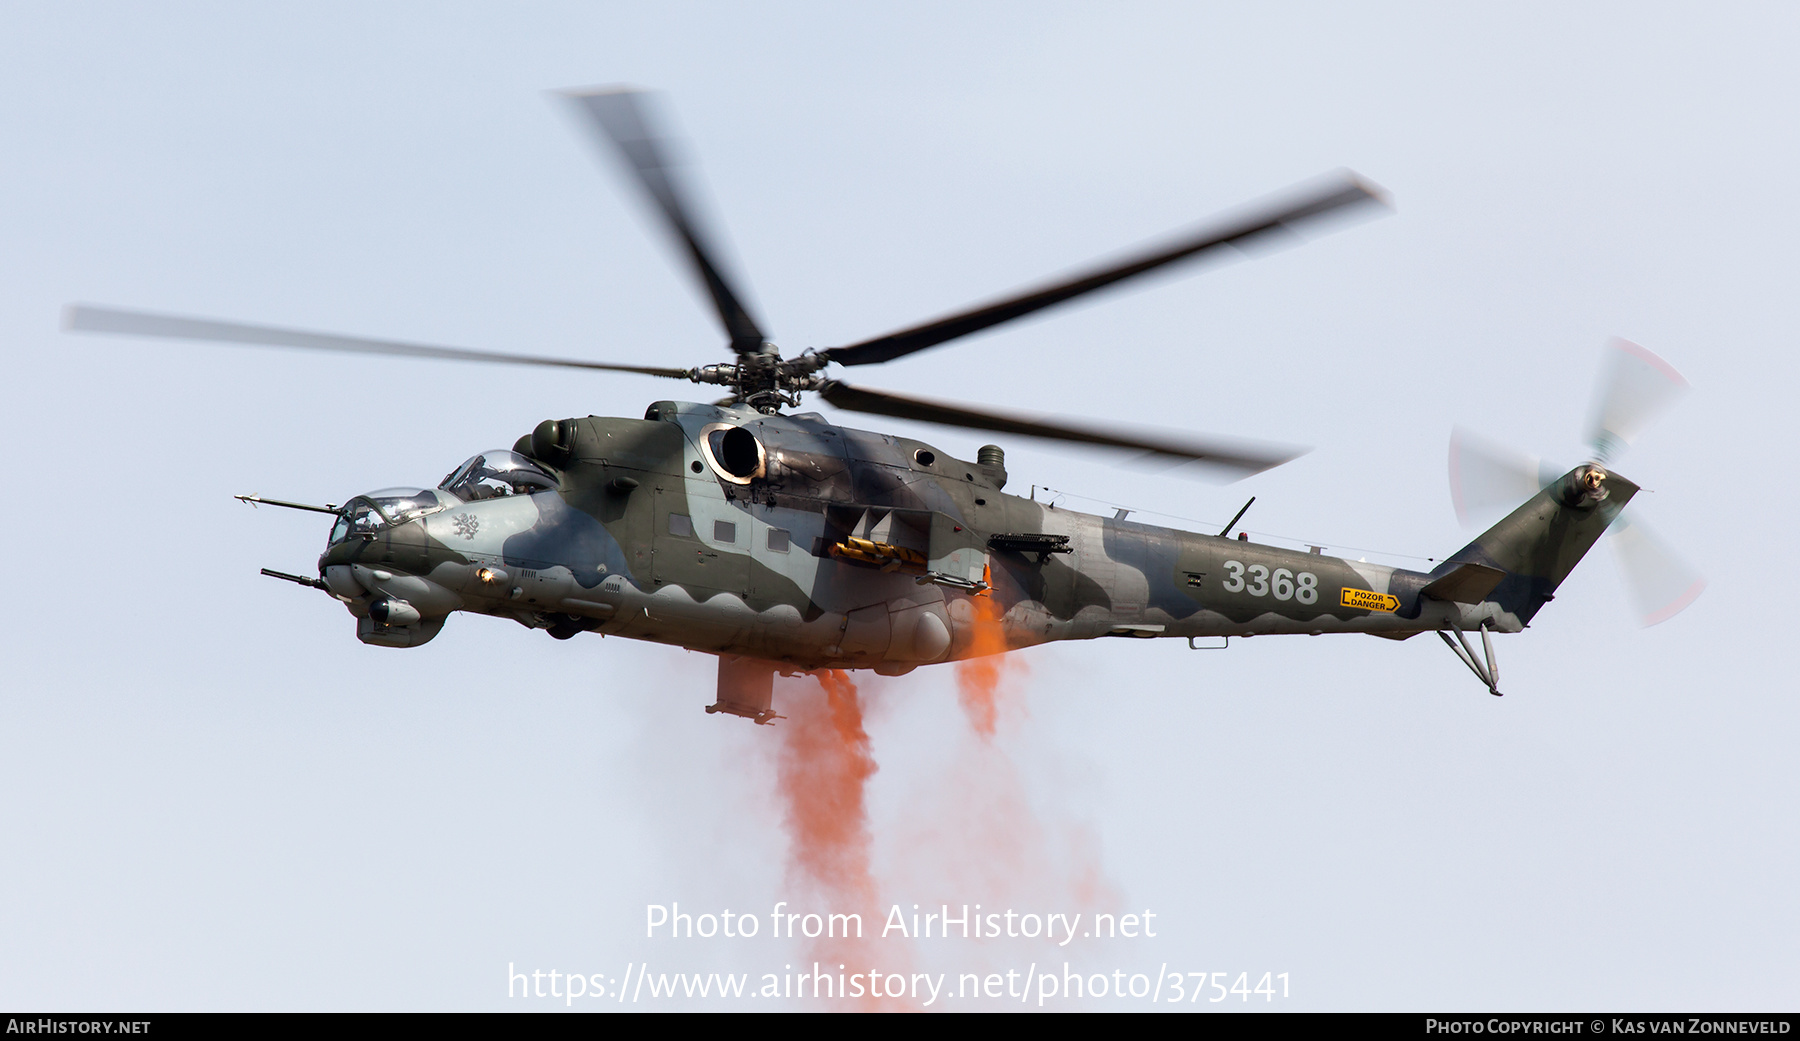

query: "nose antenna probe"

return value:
[236, 494, 341, 515]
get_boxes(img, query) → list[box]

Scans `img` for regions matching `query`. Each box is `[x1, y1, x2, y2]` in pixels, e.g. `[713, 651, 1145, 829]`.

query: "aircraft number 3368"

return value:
[1222, 561, 1319, 604]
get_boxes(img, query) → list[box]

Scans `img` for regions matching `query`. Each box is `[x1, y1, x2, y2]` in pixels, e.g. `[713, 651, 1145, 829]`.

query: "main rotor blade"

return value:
[564, 87, 768, 355]
[817, 380, 1303, 478]
[65, 305, 695, 379]
[822, 172, 1388, 368]
[1586, 338, 1689, 464]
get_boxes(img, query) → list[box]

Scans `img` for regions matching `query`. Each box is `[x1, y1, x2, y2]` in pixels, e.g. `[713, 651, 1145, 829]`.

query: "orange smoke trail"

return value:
[954, 594, 1022, 740]
[777, 670, 878, 890]
[773, 669, 903, 1009]
[932, 598, 1122, 1002]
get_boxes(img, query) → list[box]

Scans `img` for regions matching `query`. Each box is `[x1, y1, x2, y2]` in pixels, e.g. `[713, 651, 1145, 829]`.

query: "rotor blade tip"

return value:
[1640, 577, 1705, 627]
[1324, 168, 1392, 210]
[1608, 336, 1690, 387]
[1173, 445, 1306, 482]
[1357, 176, 1395, 210]
[556, 83, 643, 100]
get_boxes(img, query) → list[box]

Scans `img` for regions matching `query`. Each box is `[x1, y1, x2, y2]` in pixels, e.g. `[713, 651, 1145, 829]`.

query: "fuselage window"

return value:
[714, 520, 737, 543]
[766, 528, 790, 553]
[668, 513, 694, 537]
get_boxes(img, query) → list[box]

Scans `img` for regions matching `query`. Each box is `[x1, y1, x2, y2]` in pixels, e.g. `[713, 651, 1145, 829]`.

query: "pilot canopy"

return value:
[439, 450, 558, 503]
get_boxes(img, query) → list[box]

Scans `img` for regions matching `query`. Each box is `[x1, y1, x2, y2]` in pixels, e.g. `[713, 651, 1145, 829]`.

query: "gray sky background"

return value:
[2, 3, 1796, 1011]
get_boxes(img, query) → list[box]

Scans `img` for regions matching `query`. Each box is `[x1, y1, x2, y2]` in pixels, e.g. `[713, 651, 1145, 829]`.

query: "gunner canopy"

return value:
[327, 488, 444, 544]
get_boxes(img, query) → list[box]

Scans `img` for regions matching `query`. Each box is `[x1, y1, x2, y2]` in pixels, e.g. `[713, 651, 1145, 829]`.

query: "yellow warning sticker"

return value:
[1341, 587, 1400, 613]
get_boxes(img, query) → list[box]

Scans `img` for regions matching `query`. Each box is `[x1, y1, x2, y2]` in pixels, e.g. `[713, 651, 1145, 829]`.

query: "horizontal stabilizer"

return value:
[1420, 562, 1506, 604]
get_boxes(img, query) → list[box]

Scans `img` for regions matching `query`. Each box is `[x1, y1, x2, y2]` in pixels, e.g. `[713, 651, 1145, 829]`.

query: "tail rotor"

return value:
[1586, 337, 1691, 466]
[1447, 339, 1703, 626]
[1448, 426, 1560, 528]
[1609, 513, 1707, 626]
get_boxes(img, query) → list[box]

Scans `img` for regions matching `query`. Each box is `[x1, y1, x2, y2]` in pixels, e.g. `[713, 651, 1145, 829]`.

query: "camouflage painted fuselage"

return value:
[317, 401, 1635, 673]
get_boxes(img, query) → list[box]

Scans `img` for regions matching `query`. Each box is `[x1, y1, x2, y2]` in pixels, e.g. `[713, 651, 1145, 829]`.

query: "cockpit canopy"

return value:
[439, 450, 558, 503]
[325, 453, 559, 547]
[366, 487, 443, 521]
[328, 487, 444, 544]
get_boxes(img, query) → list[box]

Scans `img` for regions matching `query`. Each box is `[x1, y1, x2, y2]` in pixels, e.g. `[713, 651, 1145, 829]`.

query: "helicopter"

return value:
[65, 88, 1694, 723]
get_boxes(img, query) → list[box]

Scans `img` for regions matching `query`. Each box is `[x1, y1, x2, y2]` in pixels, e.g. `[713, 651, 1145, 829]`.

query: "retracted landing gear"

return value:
[1437, 621, 1502, 697]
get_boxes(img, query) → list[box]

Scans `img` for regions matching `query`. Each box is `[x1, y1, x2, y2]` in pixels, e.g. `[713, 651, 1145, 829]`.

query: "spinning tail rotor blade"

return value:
[822, 172, 1389, 368]
[817, 380, 1304, 478]
[1586, 338, 1689, 464]
[1447, 426, 1562, 527]
[1447, 336, 1703, 626]
[564, 87, 768, 355]
[64, 304, 696, 379]
[1609, 512, 1706, 626]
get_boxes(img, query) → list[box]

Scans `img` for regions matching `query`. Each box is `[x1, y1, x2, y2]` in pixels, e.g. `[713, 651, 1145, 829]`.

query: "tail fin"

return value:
[1430, 463, 1637, 625]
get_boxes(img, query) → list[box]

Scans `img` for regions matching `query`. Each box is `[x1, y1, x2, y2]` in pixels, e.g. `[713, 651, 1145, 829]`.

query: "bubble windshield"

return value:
[366, 488, 443, 523]
[328, 499, 390, 544]
[439, 451, 558, 502]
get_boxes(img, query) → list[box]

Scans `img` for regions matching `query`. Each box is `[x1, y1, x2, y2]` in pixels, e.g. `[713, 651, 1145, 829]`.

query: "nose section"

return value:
[314, 489, 467, 647]
[323, 563, 462, 613]
[322, 563, 363, 599]
[321, 561, 462, 648]
[318, 525, 462, 649]
[320, 521, 431, 572]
